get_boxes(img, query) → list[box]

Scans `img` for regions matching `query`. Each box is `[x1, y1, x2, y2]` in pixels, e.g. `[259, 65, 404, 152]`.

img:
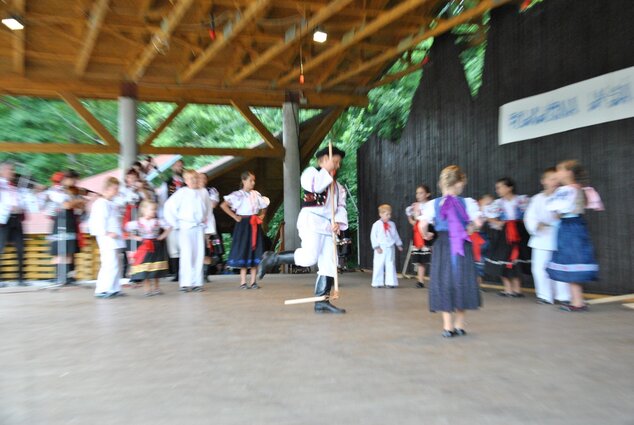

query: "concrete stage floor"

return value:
[1, 272, 633, 425]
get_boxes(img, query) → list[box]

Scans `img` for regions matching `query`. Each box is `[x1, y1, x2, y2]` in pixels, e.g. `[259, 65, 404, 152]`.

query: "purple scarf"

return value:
[439, 196, 470, 257]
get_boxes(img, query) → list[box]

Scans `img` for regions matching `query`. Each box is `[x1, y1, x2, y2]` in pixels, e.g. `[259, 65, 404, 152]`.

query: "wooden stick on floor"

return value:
[284, 295, 327, 305]
[586, 293, 634, 305]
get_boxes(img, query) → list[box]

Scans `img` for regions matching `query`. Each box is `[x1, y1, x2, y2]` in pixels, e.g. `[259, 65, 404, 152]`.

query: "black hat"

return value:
[64, 169, 80, 178]
[314, 145, 346, 159]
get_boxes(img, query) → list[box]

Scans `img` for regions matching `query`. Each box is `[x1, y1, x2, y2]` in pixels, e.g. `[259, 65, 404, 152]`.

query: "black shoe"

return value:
[497, 291, 513, 297]
[240, 283, 248, 290]
[314, 300, 346, 314]
[536, 297, 553, 305]
[511, 292, 525, 298]
[442, 330, 456, 338]
[415, 281, 425, 288]
[554, 299, 570, 305]
[257, 251, 295, 280]
[191, 286, 204, 292]
[179, 286, 192, 292]
[249, 282, 260, 289]
[17, 280, 29, 287]
[453, 328, 467, 336]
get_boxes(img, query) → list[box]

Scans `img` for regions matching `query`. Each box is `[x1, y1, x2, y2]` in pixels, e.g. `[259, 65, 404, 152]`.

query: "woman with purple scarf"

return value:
[418, 166, 483, 338]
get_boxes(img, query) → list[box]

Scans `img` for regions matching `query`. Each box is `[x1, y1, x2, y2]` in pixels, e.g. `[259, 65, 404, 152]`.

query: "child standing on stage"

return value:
[546, 160, 603, 312]
[220, 171, 269, 289]
[524, 167, 570, 305]
[257, 146, 348, 314]
[164, 170, 216, 292]
[418, 165, 481, 337]
[125, 200, 171, 297]
[406, 185, 433, 288]
[371, 204, 403, 288]
[471, 194, 494, 279]
[89, 177, 126, 298]
[484, 178, 531, 297]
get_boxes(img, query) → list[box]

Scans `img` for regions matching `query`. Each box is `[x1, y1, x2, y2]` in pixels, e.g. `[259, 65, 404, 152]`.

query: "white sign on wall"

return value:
[499, 66, 634, 145]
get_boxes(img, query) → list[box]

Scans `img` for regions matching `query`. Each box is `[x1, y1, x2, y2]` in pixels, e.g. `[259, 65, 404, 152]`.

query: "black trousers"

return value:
[0, 214, 25, 281]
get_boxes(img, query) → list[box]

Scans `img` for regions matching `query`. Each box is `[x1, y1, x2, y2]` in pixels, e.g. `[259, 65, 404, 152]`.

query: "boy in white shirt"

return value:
[371, 204, 403, 288]
[89, 177, 126, 298]
[524, 167, 570, 304]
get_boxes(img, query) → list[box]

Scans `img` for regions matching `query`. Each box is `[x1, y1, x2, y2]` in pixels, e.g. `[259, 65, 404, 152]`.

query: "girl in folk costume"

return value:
[371, 204, 404, 288]
[257, 146, 348, 314]
[418, 165, 482, 338]
[46, 170, 87, 285]
[546, 160, 603, 312]
[125, 200, 171, 296]
[484, 177, 531, 297]
[89, 177, 126, 298]
[406, 185, 434, 288]
[164, 170, 216, 292]
[220, 171, 269, 289]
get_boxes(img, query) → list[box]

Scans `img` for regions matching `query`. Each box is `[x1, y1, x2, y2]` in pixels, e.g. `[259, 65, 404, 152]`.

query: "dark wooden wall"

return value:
[357, 0, 634, 295]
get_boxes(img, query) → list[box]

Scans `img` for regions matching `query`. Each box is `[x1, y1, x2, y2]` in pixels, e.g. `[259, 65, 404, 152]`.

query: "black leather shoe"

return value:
[415, 281, 425, 288]
[314, 300, 346, 314]
[453, 328, 467, 336]
[441, 330, 455, 338]
[257, 251, 295, 279]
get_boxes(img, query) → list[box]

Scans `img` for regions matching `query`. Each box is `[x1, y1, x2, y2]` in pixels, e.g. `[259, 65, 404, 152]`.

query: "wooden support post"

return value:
[230, 100, 284, 152]
[58, 92, 119, 147]
[141, 102, 187, 146]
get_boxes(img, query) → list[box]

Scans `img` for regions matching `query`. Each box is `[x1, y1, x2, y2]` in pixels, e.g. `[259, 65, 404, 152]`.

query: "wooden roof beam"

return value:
[179, 0, 273, 83]
[12, 0, 25, 75]
[230, 100, 284, 153]
[323, 0, 512, 89]
[140, 146, 284, 158]
[128, 0, 195, 82]
[75, 0, 111, 76]
[58, 91, 119, 147]
[0, 76, 368, 107]
[0, 142, 118, 154]
[141, 102, 188, 147]
[275, 0, 429, 87]
[227, 0, 355, 86]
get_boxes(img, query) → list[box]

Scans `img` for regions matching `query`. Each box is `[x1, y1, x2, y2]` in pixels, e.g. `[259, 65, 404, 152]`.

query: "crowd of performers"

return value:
[0, 151, 603, 337]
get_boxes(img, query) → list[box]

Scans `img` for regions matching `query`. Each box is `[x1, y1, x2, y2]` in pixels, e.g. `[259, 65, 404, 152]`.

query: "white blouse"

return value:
[486, 195, 530, 220]
[125, 218, 170, 239]
[223, 190, 269, 215]
[546, 185, 584, 215]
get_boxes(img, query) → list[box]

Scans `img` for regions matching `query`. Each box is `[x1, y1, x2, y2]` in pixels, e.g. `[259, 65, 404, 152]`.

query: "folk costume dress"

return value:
[164, 187, 215, 288]
[89, 197, 126, 295]
[45, 187, 84, 257]
[294, 167, 348, 278]
[524, 191, 570, 303]
[224, 189, 269, 268]
[422, 196, 481, 312]
[125, 218, 170, 280]
[370, 219, 403, 287]
[546, 185, 602, 284]
[483, 195, 531, 278]
[406, 201, 434, 265]
[0, 177, 29, 282]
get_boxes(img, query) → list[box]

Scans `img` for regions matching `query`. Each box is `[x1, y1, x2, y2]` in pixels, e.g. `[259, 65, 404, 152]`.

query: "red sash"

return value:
[412, 224, 425, 249]
[470, 232, 485, 262]
[250, 215, 262, 250]
[505, 220, 520, 268]
[133, 239, 155, 266]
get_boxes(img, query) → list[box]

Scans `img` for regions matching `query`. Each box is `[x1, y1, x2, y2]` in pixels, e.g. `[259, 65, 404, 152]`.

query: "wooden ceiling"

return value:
[0, 0, 512, 108]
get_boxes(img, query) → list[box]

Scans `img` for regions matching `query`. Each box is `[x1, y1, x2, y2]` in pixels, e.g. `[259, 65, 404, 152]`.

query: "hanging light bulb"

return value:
[313, 28, 327, 43]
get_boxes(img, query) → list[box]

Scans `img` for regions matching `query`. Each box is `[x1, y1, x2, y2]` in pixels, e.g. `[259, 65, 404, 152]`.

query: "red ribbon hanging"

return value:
[504, 220, 520, 269]
[250, 215, 263, 250]
[133, 239, 155, 266]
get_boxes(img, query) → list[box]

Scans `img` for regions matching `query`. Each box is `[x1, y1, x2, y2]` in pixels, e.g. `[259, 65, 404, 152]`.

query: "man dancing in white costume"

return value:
[258, 146, 347, 314]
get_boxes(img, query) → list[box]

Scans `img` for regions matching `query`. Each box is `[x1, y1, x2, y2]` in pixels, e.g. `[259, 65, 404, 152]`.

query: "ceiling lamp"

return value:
[2, 16, 24, 31]
[313, 29, 327, 43]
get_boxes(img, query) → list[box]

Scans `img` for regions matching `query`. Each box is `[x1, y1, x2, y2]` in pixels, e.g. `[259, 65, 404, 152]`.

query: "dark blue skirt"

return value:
[428, 232, 481, 312]
[547, 216, 598, 283]
[227, 216, 264, 268]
